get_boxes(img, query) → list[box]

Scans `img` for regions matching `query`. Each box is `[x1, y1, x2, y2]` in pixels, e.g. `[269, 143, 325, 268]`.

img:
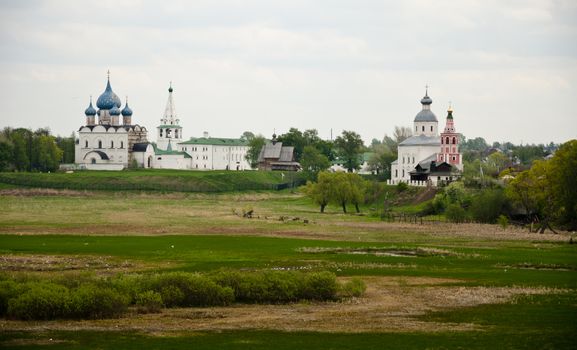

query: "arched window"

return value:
[98, 140, 102, 149]
[422, 126, 425, 132]
[415, 126, 417, 132]
[84, 140, 88, 148]
[160, 129, 163, 137]
[91, 158, 96, 164]
[430, 126, 433, 132]
[446, 137, 449, 144]
[175, 129, 178, 138]
[452, 137, 456, 144]
[402, 169, 405, 177]
[395, 170, 398, 177]
[120, 141, 124, 148]
[111, 141, 114, 148]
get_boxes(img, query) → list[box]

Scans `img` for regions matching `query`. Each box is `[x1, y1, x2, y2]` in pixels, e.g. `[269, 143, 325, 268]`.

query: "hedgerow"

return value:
[0, 270, 363, 320]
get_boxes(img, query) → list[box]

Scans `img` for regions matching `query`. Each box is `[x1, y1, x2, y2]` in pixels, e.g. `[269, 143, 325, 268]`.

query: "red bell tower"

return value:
[437, 106, 462, 169]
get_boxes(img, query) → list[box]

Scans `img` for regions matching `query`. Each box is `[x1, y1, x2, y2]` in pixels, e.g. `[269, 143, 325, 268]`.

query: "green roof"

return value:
[157, 125, 183, 128]
[179, 137, 248, 146]
[152, 144, 192, 158]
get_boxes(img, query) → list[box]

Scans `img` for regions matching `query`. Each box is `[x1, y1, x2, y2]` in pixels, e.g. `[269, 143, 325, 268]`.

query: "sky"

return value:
[0, 0, 576, 146]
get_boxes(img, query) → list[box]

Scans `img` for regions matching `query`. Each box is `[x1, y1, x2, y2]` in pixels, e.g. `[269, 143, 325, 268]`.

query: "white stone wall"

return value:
[153, 154, 193, 169]
[76, 126, 130, 168]
[391, 144, 439, 181]
[178, 144, 250, 170]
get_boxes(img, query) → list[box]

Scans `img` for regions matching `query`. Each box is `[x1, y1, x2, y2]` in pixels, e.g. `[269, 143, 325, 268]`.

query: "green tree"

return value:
[245, 135, 266, 169]
[55, 133, 75, 164]
[300, 146, 330, 181]
[334, 131, 364, 172]
[277, 128, 306, 161]
[0, 132, 13, 171]
[548, 140, 577, 229]
[240, 131, 255, 141]
[11, 131, 30, 171]
[367, 144, 396, 179]
[303, 171, 334, 213]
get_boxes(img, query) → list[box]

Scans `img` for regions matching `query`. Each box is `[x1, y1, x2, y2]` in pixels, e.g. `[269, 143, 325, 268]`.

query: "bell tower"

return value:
[156, 82, 183, 150]
[437, 105, 462, 170]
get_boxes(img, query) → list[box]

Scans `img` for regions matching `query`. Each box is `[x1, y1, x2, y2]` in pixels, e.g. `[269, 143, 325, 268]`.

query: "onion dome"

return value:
[110, 103, 121, 116]
[121, 97, 133, 116]
[96, 73, 122, 109]
[447, 105, 453, 119]
[84, 97, 96, 116]
[414, 88, 437, 122]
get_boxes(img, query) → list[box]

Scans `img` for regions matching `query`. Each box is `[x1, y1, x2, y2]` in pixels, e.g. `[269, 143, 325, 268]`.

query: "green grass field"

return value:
[0, 183, 576, 349]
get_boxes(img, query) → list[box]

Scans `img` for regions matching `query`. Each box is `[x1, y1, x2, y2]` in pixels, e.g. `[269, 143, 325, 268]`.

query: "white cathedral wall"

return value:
[178, 144, 250, 170]
[153, 154, 192, 169]
[76, 130, 129, 167]
[393, 144, 440, 180]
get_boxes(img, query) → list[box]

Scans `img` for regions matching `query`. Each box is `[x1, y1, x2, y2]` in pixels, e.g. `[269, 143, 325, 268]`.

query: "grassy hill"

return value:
[0, 169, 305, 192]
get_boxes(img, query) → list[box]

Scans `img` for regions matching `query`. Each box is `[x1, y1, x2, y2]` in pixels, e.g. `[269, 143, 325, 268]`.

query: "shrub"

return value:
[135, 291, 163, 313]
[339, 278, 366, 298]
[470, 189, 509, 223]
[299, 271, 338, 301]
[71, 284, 128, 319]
[397, 182, 408, 192]
[498, 215, 509, 229]
[0, 280, 24, 316]
[145, 272, 234, 307]
[7, 283, 70, 320]
[445, 204, 467, 223]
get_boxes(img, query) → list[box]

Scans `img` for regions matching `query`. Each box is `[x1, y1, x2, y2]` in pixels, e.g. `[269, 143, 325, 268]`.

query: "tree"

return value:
[0, 136, 13, 171]
[55, 133, 75, 164]
[393, 126, 412, 144]
[240, 131, 255, 141]
[245, 135, 265, 169]
[334, 131, 364, 172]
[304, 172, 334, 213]
[367, 144, 395, 179]
[11, 131, 30, 171]
[300, 146, 330, 181]
[548, 140, 577, 229]
[277, 128, 306, 161]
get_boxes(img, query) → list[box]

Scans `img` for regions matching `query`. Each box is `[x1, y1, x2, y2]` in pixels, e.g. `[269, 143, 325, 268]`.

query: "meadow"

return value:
[0, 183, 576, 349]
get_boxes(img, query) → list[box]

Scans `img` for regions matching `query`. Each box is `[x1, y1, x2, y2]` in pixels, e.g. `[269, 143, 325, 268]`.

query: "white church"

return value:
[388, 90, 463, 187]
[75, 74, 251, 171]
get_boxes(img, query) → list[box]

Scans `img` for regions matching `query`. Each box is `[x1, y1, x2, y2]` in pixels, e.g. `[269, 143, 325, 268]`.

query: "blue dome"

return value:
[96, 78, 122, 109]
[84, 99, 96, 116]
[121, 102, 133, 116]
[110, 104, 121, 116]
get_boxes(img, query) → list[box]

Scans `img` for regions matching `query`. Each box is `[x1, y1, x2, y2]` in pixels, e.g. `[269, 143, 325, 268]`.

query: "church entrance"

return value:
[147, 156, 152, 168]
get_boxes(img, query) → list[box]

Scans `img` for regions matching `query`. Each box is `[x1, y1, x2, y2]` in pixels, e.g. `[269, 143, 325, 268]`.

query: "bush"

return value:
[397, 182, 408, 192]
[71, 284, 129, 319]
[0, 280, 21, 316]
[445, 204, 467, 223]
[145, 272, 234, 307]
[498, 215, 509, 229]
[299, 271, 338, 301]
[339, 278, 366, 298]
[470, 189, 509, 223]
[7, 283, 70, 320]
[135, 290, 163, 313]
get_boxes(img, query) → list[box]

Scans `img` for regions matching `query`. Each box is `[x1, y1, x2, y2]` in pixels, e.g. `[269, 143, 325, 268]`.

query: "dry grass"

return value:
[0, 276, 565, 334]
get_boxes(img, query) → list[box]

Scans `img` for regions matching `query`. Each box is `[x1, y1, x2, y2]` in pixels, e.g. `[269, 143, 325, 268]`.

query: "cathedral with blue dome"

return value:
[74, 72, 153, 170]
[74, 72, 250, 171]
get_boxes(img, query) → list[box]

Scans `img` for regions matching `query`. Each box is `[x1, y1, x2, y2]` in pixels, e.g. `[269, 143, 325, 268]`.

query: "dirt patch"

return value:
[0, 188, 92, 197]
[0, 254, 165, 275]
[297, 246, 462, 258]
[0, 276, 565, 334]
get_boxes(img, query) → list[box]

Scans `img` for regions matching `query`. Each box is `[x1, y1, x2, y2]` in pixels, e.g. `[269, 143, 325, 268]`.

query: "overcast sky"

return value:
[0, 0, 575, 145]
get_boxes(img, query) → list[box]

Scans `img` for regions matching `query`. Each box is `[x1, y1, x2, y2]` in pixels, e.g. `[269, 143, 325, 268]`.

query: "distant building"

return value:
[75, 73, 151, 170]
[257, 133, 300, 171]
[75, 74, 250, 171]
[389, 90, 462, 186]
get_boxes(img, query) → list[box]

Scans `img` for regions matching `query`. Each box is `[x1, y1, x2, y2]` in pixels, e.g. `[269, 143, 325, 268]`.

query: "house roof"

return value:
[132, 142, 152, 152]
[152, 144, 192, 158]
[399, 134, 440, 147]
[179, 137, 248, 146]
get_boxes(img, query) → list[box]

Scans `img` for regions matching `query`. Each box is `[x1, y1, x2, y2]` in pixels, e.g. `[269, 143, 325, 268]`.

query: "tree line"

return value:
[0, 127, 73, 172]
